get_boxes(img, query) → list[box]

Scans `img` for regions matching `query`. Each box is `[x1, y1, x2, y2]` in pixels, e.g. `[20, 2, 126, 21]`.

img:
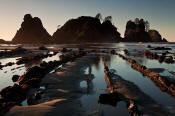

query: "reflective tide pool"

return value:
[0, 52, 61, 90]
[1, 43, 175, 115]
[79, 53, 175, 115]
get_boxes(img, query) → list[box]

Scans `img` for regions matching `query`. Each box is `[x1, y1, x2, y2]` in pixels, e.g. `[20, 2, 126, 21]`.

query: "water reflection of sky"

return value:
[80, 56, 130, 116]
[0, 52, 61, 90]
[80, 53, 175, 116]
[111, 55, 175, 106]
[1, 43, 175, 115]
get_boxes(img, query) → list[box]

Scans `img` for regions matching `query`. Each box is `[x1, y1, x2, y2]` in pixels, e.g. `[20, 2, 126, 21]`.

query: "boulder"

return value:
[18, 66, 46, 84]
[12, 75, 20, 82]
[38, 46, 48, 50]
[21, 78, 41, 88]
[98, 93, 120, 106]
[0, 84, 26, 102]
[164, 56, 174, 63]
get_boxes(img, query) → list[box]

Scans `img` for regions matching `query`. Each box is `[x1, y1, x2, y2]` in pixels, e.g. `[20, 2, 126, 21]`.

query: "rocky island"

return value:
[12, 14, 51, 44]
[0, 14, 167, 44]
[52, 15, 122, 43]
[123, 18, 167, 42]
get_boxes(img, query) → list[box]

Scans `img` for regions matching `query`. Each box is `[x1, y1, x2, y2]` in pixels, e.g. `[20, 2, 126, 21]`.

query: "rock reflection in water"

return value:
[80, 66, 95, 95]
[80, 54, 130, 116]
[102, 65, 174, 116]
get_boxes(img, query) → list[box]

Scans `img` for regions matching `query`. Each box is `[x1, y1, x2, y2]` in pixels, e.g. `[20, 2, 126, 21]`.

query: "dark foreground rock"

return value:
[102, 65, 141, 116]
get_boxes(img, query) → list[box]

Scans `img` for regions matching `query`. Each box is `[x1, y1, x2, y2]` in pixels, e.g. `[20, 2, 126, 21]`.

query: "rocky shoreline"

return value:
[117, 51, 175, 98]
[5, 53, 98, 116]
[0, 46, 175, 116]
[0, 50, 86, 115]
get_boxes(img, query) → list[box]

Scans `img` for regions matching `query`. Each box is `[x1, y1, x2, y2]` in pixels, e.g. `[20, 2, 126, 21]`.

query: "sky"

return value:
[0, 0, 175, 41]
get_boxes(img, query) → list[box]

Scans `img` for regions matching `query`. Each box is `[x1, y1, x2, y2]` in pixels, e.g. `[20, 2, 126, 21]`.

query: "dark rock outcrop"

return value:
[12, 14, 51, 44]
[0, 47, 29, 58]
[117, 52, 175, 98]
[52, 16, 121, 43]
[0, 39, 10, 44]
[0, 39, 6, 43]
[123, 19, 167, 42]
[9, 15, 168, 44]
[148, 30, 168, 42]
[123, 19, 152, 42]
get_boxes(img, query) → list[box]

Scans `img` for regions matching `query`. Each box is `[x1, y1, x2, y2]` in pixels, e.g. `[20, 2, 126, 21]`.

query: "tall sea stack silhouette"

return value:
[12, 14, 51, 44]
[52, 16, 121, 43]
[123, 19, 152, 42]
[123, 18, 167, 42]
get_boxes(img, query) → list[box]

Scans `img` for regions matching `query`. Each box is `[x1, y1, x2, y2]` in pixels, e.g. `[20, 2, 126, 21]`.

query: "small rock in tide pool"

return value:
[12, 75, 20, 82]
[164, 56, 174, 63]
[110, 49, 116, 54]
[38, 46, 48, 50]
[98, 93, 120, 107]
[124, 49, 129, 55]
[147, 45, 152, 48]
[61, 48, 68, 52]
[151, 47, 172, 50]
[127, 100, 141, 116]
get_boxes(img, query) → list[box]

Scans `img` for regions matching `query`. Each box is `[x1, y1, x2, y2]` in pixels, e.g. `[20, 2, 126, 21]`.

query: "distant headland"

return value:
[0, 14, 167, 44]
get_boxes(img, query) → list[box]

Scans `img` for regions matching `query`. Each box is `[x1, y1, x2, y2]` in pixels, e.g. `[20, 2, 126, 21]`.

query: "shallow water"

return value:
[78, 43, 175, 115]
[0, 52, 61, 90]
[80, 56, 130, 116]
[79, 53, 175, 115]
[1, 43, 175, 115]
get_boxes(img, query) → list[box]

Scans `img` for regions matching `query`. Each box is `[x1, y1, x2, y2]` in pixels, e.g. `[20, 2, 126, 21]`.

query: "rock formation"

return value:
[123, 19, 152, 42]
[12, 14, 51, 44]
[10, 15, 168, 44]
[148, 30, 167, 42]
[52, 16, 121, 43]
[0, 39, 10, 44]
[123, 18, 167, 42]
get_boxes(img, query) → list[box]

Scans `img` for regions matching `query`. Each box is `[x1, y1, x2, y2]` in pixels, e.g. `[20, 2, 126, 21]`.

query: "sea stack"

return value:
[123, 19, 152, 42]
[52, 16, 121, 43]
[148, 30, 167, 42]
[123, 18, 167, 42]
[12, 14, 51, 44]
